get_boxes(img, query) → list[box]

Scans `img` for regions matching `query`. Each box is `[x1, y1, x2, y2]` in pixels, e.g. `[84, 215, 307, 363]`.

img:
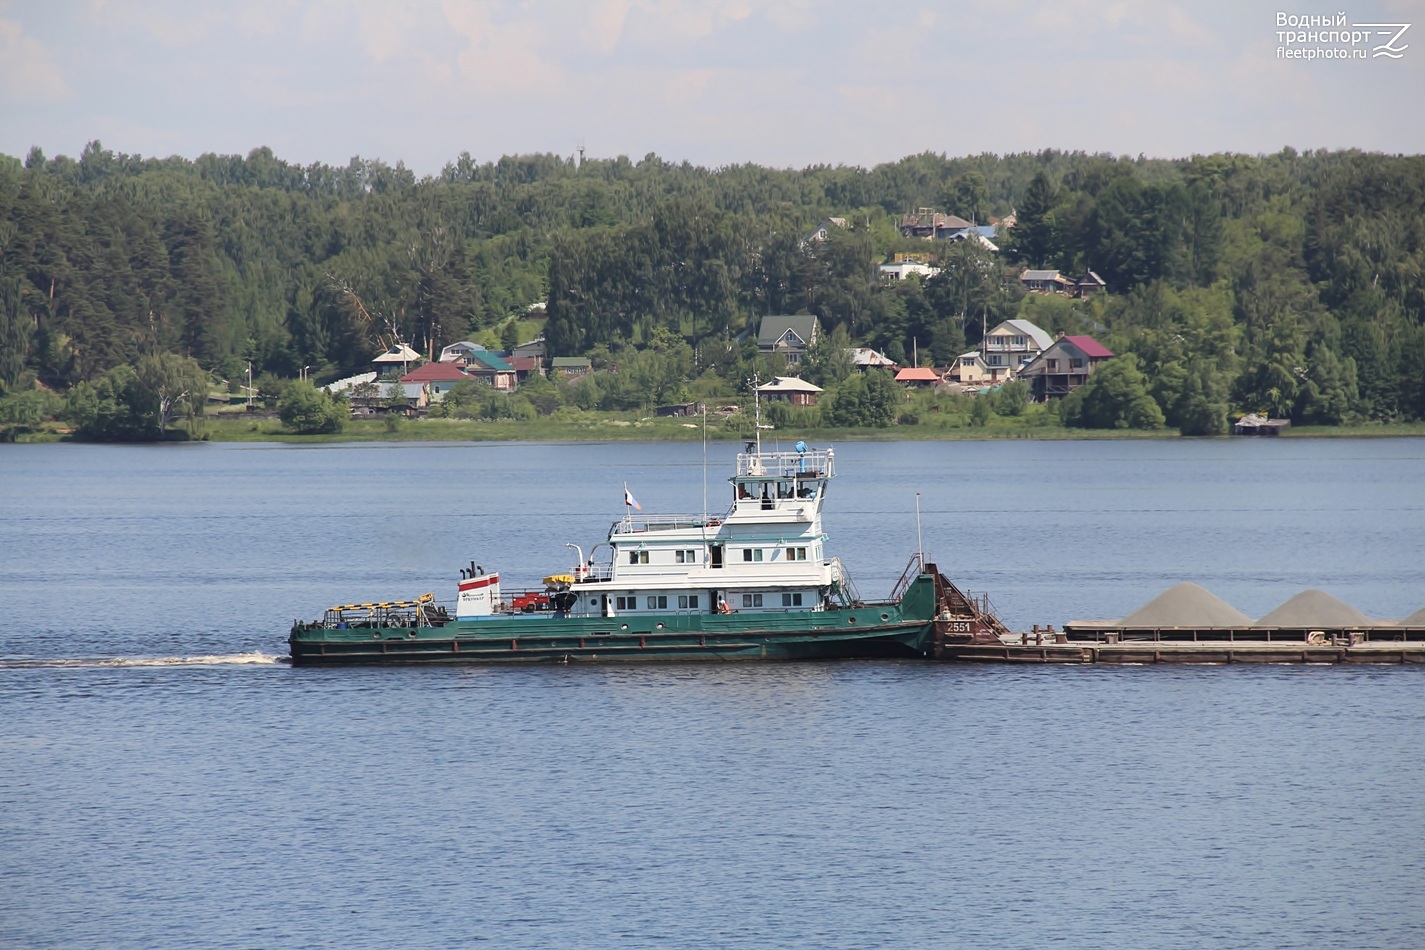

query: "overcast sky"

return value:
[2, 0, 1420, 176]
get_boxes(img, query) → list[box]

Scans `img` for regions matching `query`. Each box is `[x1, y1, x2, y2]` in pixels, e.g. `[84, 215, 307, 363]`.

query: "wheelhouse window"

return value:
[786, 547, 807, 561]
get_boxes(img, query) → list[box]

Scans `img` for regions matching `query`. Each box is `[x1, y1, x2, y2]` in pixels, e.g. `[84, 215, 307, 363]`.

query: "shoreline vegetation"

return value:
[8, 411, 1425, 445]
[4, 145, 1425, 443]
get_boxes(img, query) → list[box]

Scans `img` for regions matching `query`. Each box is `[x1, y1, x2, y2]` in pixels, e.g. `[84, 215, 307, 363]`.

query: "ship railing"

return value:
[576, 563, 615, 582]
[827, 556, 861, 607]
[735, 448, 835, 479]
[610, 513, 729, 536]
[320, 593, 438, 628]
[889, 553, 926, 603]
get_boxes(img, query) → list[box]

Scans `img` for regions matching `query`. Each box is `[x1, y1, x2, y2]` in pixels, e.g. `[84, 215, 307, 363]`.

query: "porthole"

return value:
[847, 616, 856, 624]
[621, 624, 629, 630]
[880, 613, 890, 621]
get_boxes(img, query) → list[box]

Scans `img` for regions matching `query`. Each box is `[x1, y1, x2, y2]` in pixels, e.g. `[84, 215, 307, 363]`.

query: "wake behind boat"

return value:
[288, 441, 1006, 665]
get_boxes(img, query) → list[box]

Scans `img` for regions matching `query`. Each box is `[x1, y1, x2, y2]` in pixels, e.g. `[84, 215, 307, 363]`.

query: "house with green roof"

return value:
[464, 350, 517, 391]
[551, 357, 592, 380]
[757, 315, 820, 366]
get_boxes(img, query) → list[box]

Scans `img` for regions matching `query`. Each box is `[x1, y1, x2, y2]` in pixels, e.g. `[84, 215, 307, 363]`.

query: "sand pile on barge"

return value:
[1400, 606, 1425, 626]
[1256, 589, 1372, 627]
[1118, 582, 1253, 628]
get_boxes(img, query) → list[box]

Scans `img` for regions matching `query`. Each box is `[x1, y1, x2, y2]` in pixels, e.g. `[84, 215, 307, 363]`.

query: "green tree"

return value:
[62, 355, 207, 440]
[134, 351, 209, 435]
[800, 323, 854, 388]
[1007, 171, 1058, 267]
[279, 381, 346, 434]
[514, 370, 564, 415]
[950, 171, 989, 224]
[823, 370, 900, 427]
[995, 379, 1029, 416]
[1060, 355, 1165, 429]
[0, 274, 32, 391]
[0, 386, 61, 440]
[1295, 345, 1359, 424]
[500, 318, 520, 353]
[65, 365, 151, 440]
[969, 394, 994, 427]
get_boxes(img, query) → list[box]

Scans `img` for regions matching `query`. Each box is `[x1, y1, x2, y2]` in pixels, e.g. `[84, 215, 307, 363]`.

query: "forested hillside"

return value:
[2, 142, 1424, 435]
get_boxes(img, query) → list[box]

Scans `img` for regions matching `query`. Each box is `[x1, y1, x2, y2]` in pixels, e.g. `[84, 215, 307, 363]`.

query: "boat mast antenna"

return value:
[748, 373, 763, 456]
[915, 491, 924, 570]
[702, 403, 708, 522]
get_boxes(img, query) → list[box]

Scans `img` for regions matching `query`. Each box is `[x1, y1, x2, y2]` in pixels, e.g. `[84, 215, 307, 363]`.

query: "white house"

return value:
[949, 351, 991, 386]
[847, 347, 898, 371]
[981, 319, 1054, 382]
[879, 261, 942, 280]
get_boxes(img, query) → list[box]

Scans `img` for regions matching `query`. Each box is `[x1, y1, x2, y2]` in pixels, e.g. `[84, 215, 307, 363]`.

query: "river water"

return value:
[2, 437, 1422, 948]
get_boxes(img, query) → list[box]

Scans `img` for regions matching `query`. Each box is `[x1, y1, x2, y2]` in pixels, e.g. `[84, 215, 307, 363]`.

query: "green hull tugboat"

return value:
[289, 442, 1005, 665]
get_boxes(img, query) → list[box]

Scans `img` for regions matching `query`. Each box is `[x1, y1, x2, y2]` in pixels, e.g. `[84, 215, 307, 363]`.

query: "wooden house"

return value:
[551, 357, 592, 380]
[757, 376, 823, 407]
[463, 351, 517, 391]
[1015, 335, 1115, 400]
[894, 367, 942, 388]
[757, 315, 820, 366]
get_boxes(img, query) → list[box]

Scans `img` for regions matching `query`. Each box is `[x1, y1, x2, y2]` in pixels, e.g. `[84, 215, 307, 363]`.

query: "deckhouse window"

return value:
[615, 595, 637, 610]
[646, 595, 668, 609]
[677, 595, 699, 609]
[786, 547, 807, 561]
[675, 549, 698, 564]
[782, 593, 804, 607]
[742, 548, 764, 562]
[628, 550, 649, 565]
[742, 593, 763, 608]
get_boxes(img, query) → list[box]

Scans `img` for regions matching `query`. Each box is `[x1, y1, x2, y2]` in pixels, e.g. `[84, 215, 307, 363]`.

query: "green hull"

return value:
[290, 573, 941, 666]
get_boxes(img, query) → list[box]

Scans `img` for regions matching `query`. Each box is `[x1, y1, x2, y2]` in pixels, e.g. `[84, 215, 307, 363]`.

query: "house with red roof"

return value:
[1014, 335, 1115, 401]
[400, 361, 470, 403]
[507, 356, 543, 383]
[894, 367, 942, 388]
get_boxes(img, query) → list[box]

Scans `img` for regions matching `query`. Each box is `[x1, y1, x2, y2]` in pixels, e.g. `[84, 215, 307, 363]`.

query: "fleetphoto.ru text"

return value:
[1276, 11, 1410, 60]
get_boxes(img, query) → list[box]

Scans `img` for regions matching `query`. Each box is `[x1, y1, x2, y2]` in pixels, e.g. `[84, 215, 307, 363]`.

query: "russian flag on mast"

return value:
[623, 483, 641, 511]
